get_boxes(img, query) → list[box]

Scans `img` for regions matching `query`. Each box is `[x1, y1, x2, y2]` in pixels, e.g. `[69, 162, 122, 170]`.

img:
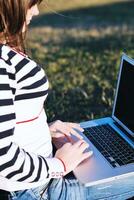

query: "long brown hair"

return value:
[0, 0, 42, 52]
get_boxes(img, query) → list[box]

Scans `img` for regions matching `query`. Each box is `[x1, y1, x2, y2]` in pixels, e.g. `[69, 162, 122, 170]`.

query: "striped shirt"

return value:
[0, 44, 64, 191]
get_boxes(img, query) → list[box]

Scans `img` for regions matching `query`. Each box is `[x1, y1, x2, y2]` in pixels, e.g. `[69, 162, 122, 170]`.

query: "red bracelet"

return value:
[56, 157, 66, 172]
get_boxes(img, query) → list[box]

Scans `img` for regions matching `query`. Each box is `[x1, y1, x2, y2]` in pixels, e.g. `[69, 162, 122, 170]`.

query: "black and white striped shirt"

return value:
[0, 44, 64, 191]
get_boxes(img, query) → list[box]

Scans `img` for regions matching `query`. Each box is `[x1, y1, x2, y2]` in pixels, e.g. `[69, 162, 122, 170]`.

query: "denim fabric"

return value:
[9, 176, 134, 200]
[47, 176, 134, 200]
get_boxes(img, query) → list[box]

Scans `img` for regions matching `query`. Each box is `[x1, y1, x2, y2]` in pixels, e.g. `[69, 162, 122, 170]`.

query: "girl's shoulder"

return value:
[0, 44, 36, 68]
[0, 44, 28, 60]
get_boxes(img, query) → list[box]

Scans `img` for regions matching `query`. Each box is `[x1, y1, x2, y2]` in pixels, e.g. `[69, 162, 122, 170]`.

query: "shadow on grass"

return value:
[49, 32, 134, 54]
[31, 0, 134, 29]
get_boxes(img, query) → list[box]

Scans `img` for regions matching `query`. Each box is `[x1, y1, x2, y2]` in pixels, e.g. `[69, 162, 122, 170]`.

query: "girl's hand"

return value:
[49, 120, 84, 140]
[55, 139, 93, 175]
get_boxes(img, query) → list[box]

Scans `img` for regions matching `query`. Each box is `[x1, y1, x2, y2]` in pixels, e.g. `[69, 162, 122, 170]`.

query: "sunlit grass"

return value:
[39, 0, 129, 13]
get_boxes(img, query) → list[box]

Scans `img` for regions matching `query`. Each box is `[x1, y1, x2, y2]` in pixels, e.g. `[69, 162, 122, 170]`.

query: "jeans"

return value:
[8, 175, 134, 200]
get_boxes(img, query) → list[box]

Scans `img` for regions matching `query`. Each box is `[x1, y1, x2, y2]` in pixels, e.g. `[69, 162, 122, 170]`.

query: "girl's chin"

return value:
[22, 22, 31, 32]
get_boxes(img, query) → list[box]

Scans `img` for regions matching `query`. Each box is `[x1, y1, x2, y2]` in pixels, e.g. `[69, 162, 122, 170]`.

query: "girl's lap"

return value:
[9, 176, 134, 200]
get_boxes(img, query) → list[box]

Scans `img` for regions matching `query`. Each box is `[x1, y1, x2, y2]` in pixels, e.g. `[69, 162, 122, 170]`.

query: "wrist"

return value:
[56, 157, 67, 172]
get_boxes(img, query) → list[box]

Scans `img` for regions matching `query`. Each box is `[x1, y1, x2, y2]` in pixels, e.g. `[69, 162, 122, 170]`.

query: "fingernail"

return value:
[89, 151, 93, 156]
[79, 129, 84, 133]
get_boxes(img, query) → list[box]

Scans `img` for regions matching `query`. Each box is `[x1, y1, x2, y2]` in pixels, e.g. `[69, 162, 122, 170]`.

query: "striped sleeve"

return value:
[0, 59, 64, 184]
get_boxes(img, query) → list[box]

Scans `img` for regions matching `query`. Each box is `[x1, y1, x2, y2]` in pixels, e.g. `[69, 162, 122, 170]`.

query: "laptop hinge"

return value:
[113, 121, 134, 142]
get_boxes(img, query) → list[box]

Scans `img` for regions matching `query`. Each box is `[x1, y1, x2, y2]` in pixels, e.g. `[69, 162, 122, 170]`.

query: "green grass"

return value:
[28, 0, 134, 122]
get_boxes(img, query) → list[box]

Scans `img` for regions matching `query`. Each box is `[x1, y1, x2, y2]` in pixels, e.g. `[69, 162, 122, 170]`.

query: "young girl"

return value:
[0, 0, 134, 199]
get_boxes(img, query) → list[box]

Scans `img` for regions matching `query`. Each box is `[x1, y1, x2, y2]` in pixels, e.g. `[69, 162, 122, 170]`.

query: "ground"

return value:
[28, 0, 134, 122]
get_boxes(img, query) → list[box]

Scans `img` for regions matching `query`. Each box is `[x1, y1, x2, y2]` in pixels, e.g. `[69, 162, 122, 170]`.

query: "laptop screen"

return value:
[112, 55, 134, 137]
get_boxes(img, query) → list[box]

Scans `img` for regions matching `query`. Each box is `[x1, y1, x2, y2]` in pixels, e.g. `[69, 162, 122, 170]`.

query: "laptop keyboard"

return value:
[84, 124, 134, 168]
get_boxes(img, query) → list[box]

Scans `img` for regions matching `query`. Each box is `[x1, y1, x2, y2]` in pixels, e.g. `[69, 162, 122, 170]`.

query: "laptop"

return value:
[72, 53, 134, 186]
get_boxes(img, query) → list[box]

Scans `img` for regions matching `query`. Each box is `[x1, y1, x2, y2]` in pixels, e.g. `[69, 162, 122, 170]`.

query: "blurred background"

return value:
[28, 0, 134, 123]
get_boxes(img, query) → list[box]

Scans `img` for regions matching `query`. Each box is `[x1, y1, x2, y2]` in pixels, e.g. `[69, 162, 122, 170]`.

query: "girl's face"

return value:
[23, 4, 39, 32]
[26, 4, 39, 25]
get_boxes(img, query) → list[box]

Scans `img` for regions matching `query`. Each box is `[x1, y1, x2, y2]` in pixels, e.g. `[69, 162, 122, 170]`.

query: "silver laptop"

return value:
[73, 53, 134, 186]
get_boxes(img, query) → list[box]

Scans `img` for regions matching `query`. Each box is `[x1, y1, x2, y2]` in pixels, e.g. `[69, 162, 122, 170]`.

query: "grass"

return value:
[27, 0, 134, 122]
